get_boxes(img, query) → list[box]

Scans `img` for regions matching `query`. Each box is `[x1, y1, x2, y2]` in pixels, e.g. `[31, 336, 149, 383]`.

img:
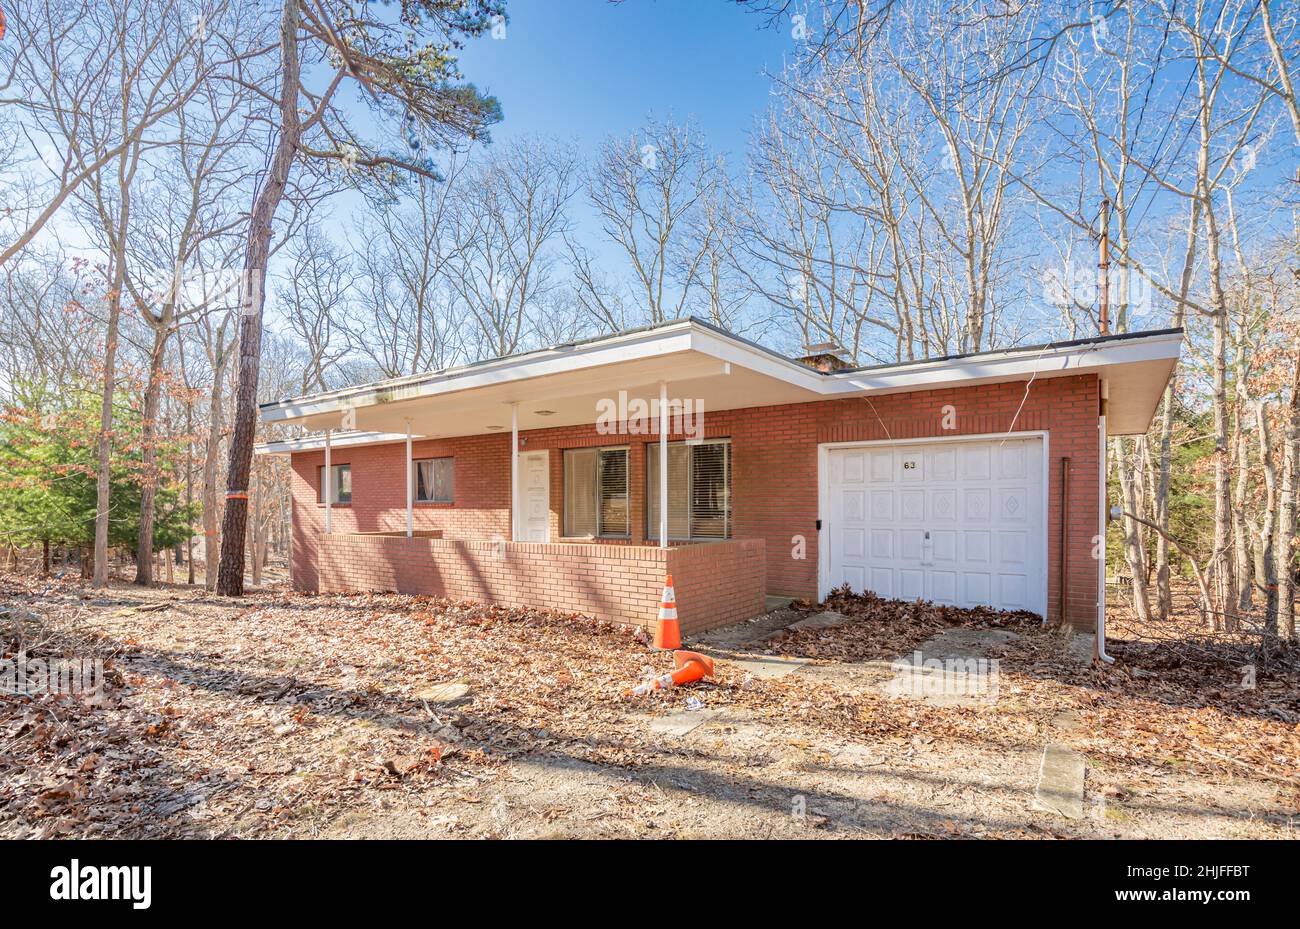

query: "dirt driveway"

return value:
[2, 575, 1296, 839]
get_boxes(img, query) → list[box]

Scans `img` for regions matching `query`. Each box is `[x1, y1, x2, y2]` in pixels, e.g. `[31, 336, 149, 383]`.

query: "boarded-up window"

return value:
[564, 447, 629, 538]
[646, 440, 730, 540]
[414, 457, 454, 503]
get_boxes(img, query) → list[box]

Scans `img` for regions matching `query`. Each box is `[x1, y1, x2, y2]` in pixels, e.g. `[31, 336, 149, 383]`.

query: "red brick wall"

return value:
[289, 374, 1101, 629]
[310, 534, 764, 633]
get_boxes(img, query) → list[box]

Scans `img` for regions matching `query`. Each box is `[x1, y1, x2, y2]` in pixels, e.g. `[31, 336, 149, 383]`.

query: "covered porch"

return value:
[259, 320, 817, 631]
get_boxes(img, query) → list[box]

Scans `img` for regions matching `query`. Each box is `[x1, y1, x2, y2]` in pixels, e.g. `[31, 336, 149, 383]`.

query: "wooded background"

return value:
[0, 0, 1297, 641]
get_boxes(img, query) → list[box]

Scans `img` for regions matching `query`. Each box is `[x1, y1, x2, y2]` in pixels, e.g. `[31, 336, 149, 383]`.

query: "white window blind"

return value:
[415, 458, 454, 503]
[598, 448, 629, 537]
[564, 447, 629, 538]
[564, 448, 597, 536]
[646, 443, 690, 539]
[647, 440, 730, 540]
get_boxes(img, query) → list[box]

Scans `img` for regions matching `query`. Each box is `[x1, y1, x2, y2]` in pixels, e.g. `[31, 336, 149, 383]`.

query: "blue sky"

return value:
[454, 0, 792, 161]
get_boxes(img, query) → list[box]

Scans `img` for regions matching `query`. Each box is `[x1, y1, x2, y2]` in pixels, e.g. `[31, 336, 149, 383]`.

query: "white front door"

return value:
[517, 450, 550, 542]
[821, 436, 1046, 615]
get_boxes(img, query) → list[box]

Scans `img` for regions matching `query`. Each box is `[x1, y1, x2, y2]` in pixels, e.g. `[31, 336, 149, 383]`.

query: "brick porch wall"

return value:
[290, 374, 1102, 629]
[311, 534, 765, 633]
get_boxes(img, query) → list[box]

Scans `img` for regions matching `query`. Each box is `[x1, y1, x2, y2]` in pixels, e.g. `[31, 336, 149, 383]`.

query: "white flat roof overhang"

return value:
[257, 321, 1181, 455]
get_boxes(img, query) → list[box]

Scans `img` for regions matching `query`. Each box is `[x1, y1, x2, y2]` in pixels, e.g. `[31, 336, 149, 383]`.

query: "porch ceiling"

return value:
[292, 349, 826, 439]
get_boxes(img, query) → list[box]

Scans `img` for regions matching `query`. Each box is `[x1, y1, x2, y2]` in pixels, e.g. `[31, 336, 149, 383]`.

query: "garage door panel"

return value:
[998, 531, 1028, 565]
[929, 570, 957, 604]
[962, 445, 991, 480]
[964, 489, 992, 522]
[998, 573, 1028, 608]
[998, 443, 1028, 479]
[898, 449, 924, 481]
[963, 572, 992, 603]
[930, 489, 956, 521]
[899, 490, 925, 521]
[826, 437, 1045, 617]
[931, 530, 957, 562]
[965, 530, 991, 562]
[840, 489, 866, 522]
[841, 452, 866, 484]
[930, 448, 956, 481]
[999, 488, 1028, 522]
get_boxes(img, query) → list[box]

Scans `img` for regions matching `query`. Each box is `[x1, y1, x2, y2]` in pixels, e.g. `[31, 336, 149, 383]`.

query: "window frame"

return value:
[317, 463, 352, 505]
[413, 456, 454, 504]
[563, 445, 631, 539]
[646, 438, 732, 542]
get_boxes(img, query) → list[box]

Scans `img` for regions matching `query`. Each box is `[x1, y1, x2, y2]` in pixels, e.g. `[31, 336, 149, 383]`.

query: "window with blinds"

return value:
[563, 447, 629, 538]
[647, 439, 731, 540]
[414, 457, 454, 503]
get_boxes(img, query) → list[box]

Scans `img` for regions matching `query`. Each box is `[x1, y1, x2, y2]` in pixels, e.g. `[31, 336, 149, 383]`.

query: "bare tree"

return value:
[582, 117, 722, 327]
[349, 160, 474, 377]
[449, 137, 578, 357]
[277, 224, 354, 394]
[216, 0, 503, 596]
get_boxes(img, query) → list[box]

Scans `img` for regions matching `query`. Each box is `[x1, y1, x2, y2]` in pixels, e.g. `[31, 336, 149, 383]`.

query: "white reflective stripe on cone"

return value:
[658, 606, 678, 619]
[661, 586, 675, 601]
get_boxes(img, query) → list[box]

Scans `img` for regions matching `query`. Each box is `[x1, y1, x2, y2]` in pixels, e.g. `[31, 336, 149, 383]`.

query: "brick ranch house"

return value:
[258, 318, 1181, 654]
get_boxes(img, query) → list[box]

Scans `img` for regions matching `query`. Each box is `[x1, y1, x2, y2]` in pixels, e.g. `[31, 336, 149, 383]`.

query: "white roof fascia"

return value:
[260, 321, 697, 424]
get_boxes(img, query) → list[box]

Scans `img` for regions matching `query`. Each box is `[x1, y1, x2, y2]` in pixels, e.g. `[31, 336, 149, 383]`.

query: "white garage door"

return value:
[822, 437, 1046, 615]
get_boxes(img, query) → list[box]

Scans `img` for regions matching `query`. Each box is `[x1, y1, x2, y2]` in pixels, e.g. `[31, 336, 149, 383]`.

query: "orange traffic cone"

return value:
[653, 573, 681, 650]
[625, 650, 715, 697]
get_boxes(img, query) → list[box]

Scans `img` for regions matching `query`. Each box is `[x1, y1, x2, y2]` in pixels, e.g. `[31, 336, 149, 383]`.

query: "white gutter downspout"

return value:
[405, 419, 413, 539]
[659, 381, 669, 549]
[1096, 381, 1114, 663]
[324, 428, 332, 535]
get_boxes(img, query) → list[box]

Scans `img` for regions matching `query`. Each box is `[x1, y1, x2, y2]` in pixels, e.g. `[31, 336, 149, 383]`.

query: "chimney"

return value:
[796, 341, 852, 373]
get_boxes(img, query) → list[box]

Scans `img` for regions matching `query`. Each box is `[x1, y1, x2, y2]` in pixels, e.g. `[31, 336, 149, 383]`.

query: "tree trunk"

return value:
[134, 324, 170, 585]
[1153, 200, 1200, 620]
[216, 0, 302, 596]
[92, 254, 127, 588]
[1231, 313, 1254, 615]
[1277, 342, 1300, 642]
[1116, 437, 1153, 622]
[1255, 401, 1277, 633]
[1205, 202, 1235, 629]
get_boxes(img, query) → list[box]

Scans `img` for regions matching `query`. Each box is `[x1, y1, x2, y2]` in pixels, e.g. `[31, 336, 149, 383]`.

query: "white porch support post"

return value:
[510, 403, 519, 543]
[323, 428, 332, 535]
[659, 381, 668, 549]
[405, 419, 413, 539]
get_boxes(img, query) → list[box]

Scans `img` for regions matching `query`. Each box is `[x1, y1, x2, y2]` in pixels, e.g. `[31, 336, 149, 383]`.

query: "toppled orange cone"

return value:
[625, 650, 715, 697]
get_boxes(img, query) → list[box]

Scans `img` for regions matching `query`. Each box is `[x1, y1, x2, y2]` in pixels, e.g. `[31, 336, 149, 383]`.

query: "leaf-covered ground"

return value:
[1, 574, 1296, 839]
